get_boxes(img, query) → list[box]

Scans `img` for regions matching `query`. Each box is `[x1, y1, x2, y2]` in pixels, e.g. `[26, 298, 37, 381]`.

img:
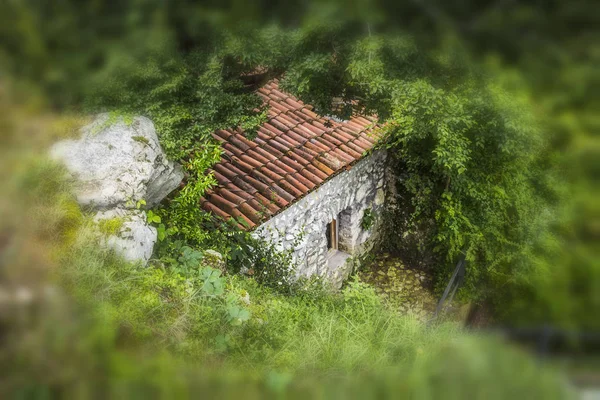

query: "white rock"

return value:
[375, 188, 386, 205]
[95, 208, 157, 265]
[51, 114, 183, 209]
[356, 182, 370, 201]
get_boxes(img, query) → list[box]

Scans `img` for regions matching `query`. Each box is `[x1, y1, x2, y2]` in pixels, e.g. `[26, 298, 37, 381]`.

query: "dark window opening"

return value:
[326, 219, 338, 251]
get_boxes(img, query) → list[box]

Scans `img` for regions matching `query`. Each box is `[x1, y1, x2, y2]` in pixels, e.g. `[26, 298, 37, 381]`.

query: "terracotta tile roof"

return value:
[201, 78, 379, 229]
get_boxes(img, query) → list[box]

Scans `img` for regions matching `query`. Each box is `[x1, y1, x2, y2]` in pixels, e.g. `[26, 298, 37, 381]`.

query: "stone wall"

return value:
[253, 150, 387, 288]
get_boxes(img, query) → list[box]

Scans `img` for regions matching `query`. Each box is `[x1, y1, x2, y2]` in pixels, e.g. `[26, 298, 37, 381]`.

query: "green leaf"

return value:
[227, 305, 251, 326]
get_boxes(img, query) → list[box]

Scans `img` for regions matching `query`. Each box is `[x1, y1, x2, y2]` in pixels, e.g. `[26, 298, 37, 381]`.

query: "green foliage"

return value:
[59, 232, 251, 350]
[378, 76, 546, 296]
[360, 207, 375, 230]
[228, 231, 299, 293]
[156, 223, 168, 242]
[226, 303, 251, 326]
[56, 227, 572, 397]
[342, 277, 381, 309]
[145, 210, 161, 224]
[8, 227, 573, 398]
[200, 266, 226, 297]
[176, 245, 204, 273]
[474, 5, 599, 330]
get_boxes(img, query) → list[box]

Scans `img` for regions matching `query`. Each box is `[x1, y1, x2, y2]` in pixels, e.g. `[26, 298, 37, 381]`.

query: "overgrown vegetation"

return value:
[0, 150, 573, 397]
[3, 3, 554, 307]
[360, 207, 375, 231]
[0, 0, 597, 396]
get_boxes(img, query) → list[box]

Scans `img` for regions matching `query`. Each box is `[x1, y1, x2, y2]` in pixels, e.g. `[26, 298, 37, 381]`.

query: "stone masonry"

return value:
[253, 150, 387, 288]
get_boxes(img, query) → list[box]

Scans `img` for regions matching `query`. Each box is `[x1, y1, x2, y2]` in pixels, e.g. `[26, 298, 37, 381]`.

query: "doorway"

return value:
[326, 217, 351, 270]
[326, 219, 338, 251]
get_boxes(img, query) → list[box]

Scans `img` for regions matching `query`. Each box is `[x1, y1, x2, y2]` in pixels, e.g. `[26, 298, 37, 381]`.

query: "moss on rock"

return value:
[97, 217, 124, 236]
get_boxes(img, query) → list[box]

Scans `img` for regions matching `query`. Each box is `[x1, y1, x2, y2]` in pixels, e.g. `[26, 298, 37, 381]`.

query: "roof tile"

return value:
[202, 79, 380, 228]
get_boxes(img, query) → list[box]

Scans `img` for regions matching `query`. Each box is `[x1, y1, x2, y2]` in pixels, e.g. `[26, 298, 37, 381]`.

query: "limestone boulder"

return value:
[50, 114, 183, 265]
[51, 114, 183, 209]
[94, 208, 157, 264]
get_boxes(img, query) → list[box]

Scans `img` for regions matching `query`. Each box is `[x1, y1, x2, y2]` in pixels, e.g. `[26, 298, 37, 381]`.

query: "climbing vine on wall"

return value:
[360, 208, 375, 231]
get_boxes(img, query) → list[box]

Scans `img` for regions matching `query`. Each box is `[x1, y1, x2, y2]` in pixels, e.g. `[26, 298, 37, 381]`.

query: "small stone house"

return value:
[202, 79, 387, 287]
